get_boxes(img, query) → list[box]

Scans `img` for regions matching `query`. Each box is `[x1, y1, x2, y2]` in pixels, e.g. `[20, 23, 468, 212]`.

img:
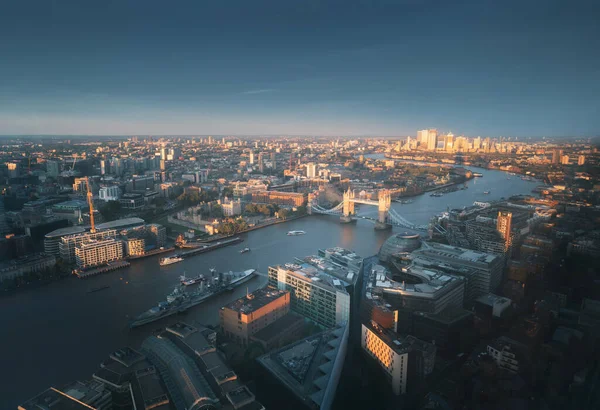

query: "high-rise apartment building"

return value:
[306, 162, 317, 178]
[578, 155, 586, 165]
[361, 322, 435, 395]
[561, 155, 570, 165]
[147, 223, 167, 247]
[249, 151, 255, 164]
[496, 211, 513, 253]
[268, 262, 350, 328]
[552, 149, 563, 164]
[75, 238, 123, 269]
[220, 288, 290, 346]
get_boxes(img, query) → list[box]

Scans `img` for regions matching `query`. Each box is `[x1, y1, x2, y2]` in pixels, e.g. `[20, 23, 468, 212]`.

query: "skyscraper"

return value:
[496, 211, 513, 253]
[427, 129, 438, 151]
[249, 151, 255, 164]
[578, 155, 586, 165]
[552, 149, 563, 164]
[417, 130, 428, 146]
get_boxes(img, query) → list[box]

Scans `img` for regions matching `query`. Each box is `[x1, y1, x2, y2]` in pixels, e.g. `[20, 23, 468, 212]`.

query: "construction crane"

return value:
[85, 176, 96, 233]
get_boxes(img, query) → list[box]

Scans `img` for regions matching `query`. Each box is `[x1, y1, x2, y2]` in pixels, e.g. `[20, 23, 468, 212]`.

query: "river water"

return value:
[0, 164, 539, 407]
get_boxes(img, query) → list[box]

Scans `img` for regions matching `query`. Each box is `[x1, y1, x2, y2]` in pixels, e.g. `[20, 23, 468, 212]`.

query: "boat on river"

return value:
[287, 230, 306, 236]
[130, 269, 256, 328]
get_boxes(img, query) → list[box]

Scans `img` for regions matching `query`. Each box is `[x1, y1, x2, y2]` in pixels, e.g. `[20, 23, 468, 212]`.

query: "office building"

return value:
[99, 185, 121, 202]
[412, 306, 473, 350]
[46, 160, 60, 177]
[306, 162, 317, 178]
[257, 324, 348, 410]
[220, 288, 290, 346]
[378, 232, 422, 264]
[75, 238, 124, 269]
[410, 242, 503, 304]
[361, 321, 435, 395]
[60, 229, 117, 263]
[366, 263, 465, 316]
[268, 262, 350, 328]
[119, 193, 144, 210]
[52, 200, 88, 224]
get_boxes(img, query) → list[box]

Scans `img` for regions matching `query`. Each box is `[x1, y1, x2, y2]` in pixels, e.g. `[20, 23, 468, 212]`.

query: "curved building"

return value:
[378, 232, 422, 263]
[142, 336, 219, 410]
[44, 226, 86, 256]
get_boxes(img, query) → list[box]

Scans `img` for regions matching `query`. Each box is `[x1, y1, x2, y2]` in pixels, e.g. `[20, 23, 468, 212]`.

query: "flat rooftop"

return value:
[18, 388, 95, 410]
[414, 306, 474, 325]
[257, 324, 347, 409]
[364, 321, 436, 356]
[413, 242, 500, 266]
[299, 254, 358, 285]
[224, 288, 288, 315]
[131, 366, 170, 410]
[251, 312, 305, 342]
[275, 262, 350, 293]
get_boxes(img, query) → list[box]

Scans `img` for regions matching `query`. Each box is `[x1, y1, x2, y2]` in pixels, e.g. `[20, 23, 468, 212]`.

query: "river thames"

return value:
[1, 165, 539, 407]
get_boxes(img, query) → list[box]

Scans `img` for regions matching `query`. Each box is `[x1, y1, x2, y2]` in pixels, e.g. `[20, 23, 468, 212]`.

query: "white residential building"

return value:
[99, 186, 121, 202]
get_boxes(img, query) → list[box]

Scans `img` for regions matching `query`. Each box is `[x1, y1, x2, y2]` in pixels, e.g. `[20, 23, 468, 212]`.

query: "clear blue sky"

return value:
[1, 0, 598, 137]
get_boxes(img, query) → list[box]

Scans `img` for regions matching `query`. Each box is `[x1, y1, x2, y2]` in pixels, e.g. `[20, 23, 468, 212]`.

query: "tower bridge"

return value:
[310, 188, 429, 231]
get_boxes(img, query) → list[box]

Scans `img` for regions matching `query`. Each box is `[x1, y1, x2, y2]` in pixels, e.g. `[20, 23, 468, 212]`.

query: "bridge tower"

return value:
[375, 189, 392, 230]
[343, 188, 355, 216]
[340, 188, 356, 223]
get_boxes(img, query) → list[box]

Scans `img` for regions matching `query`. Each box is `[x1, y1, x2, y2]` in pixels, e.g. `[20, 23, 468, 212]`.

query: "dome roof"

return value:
[378, 232, 422, 263]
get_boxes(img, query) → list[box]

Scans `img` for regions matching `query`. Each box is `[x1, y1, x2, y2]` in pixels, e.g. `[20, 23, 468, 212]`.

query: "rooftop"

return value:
[364, 321, 436, 356]
[476, 293, 511, 307]
[414, 306, 474, 325]
[131, 366, 171, 410]
[18, 388, 96, 410]
[224, 288, 289, 315]
[52, 200, 87, 209]
[257, 324, 348, 409]
[45, 226, 87, 239]
[95, 217, 145, 230]
[299, 255, 358, 285]
[251, 312, 305, 342]
[412, 242, 501, 266]
[275, 262, 350, 293]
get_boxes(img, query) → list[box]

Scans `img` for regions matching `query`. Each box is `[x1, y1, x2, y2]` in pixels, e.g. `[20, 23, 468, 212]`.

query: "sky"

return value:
[1, 0, 599, 137]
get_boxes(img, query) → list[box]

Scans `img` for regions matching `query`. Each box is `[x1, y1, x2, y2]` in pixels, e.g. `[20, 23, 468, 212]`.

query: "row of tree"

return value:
[216, 217, 249, 235]
[244, 203, 279, 216]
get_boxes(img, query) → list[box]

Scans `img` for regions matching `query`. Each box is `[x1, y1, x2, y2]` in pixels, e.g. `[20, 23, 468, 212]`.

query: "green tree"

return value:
[212, 204, 224, 218]
[99, 200, 121, 221]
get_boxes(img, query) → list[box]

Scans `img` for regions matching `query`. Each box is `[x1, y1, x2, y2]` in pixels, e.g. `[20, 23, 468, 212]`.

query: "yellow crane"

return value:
[85, 176, 96, 233]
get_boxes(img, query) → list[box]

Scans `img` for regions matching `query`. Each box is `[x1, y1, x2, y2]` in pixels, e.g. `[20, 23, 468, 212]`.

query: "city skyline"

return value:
[2, 0, 599, 137]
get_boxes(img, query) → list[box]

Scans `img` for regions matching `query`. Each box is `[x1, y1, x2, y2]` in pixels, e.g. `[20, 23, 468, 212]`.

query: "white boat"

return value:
[159, 256, 184, 266]
[483, 191, 491, 195]
[287, 230, 306, 236]
[240, 247, 250, 254]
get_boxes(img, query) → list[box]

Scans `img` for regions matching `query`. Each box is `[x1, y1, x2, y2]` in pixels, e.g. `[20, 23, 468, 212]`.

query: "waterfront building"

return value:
[268, 262, 350, 329]
[251, 191, 306, 207]
[257, 324, 348, 410]
[410, 242, 503, 304]
[44, 226, 86, 256]
[378, 232, 422, 264]
[221, 197, 242, 216]
[59, 229, 117, 263]
[125, 237, 145, 256]
[147, 223, 167, 247]
[75, 238, 124, 269]
[99, 185, 121, 202]
[0, 253, 56, 285]
[361, 321, 435, 395]
[220, 288, 290, 346]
